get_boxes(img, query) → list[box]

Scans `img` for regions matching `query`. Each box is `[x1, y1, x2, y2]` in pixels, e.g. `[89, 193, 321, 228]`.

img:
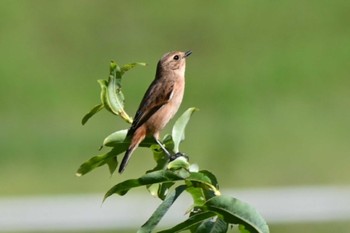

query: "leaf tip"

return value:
[103, 192, 113, 203]
[214, 190, 221, 196]
[110, 60, 117, 69]
[81, 114, 89, 125]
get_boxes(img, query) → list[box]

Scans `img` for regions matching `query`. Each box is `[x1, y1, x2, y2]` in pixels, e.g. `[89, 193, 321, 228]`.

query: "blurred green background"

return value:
[1, 0, 349, 232]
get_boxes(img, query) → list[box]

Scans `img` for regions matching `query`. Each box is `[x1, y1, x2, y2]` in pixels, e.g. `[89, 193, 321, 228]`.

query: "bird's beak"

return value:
[184, 50, 192, 57]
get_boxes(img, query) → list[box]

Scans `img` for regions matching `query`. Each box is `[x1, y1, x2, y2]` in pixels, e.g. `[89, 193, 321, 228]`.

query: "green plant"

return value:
[77, 60, 269, 233]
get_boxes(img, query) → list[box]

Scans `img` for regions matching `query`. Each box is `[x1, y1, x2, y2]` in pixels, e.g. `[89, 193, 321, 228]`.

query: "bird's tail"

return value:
[118, 128, 146, 173]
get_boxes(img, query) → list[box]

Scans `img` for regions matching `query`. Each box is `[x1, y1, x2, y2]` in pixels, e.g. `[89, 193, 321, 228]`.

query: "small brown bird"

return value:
[119, 50, 192, 173]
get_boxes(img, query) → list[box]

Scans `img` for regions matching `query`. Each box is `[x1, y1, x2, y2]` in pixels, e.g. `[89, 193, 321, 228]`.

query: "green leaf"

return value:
[147, 183, 160, 197]
[147, 136, 175, 199]
[76, 152, 112, 177]
[162, 134, 175, 151]
[98, 79, 112, 112]
[187, 172, 220, 196]
[186, 187, 207, 207]
[239, 224, 252, 233]
[82, 61, 145, 124]
[76, 145, 128, 176]
[146, 181, 175, 199]
[204, 195, 269, 233]
[157, 182, 175, 200]
[104, 170, 184, 200]
[167, 157, 190, 170]
[194, 216, 228, 233]
[81, 104, 104, 125]
[106, 156, 118, 175]
[106, 62, 133, 123]
[184, 170, 221, 208]
[103, 130, 162, 148]
[121, 62, 146, 75]
[103, 129, 128, 147]
[172, 107, 198, 153]
[146, 148, 168, 174]
[148, 134, 175, 172]
[109, 60, 118, 73]
[138, 185, 186, 233]
[158, 211, 217, 233]
[197, 170, 219, 191]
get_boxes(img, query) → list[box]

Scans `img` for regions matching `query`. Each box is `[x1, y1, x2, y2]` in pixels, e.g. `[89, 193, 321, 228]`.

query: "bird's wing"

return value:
[127, 79, 174, 137]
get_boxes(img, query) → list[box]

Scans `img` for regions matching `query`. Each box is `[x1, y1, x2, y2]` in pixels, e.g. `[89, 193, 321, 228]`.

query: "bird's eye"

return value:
[173, 55, 179, 60]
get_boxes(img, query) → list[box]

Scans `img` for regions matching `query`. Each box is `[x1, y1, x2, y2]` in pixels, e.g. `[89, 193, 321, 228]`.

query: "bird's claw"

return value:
[169, 152, 189, 161]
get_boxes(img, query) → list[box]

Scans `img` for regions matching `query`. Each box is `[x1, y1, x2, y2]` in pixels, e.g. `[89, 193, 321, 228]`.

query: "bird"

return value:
[118, 50, 192, 173]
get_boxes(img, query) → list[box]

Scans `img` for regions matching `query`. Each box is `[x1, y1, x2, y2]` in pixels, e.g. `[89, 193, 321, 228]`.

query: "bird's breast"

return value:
[145, 76, 185, 136]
